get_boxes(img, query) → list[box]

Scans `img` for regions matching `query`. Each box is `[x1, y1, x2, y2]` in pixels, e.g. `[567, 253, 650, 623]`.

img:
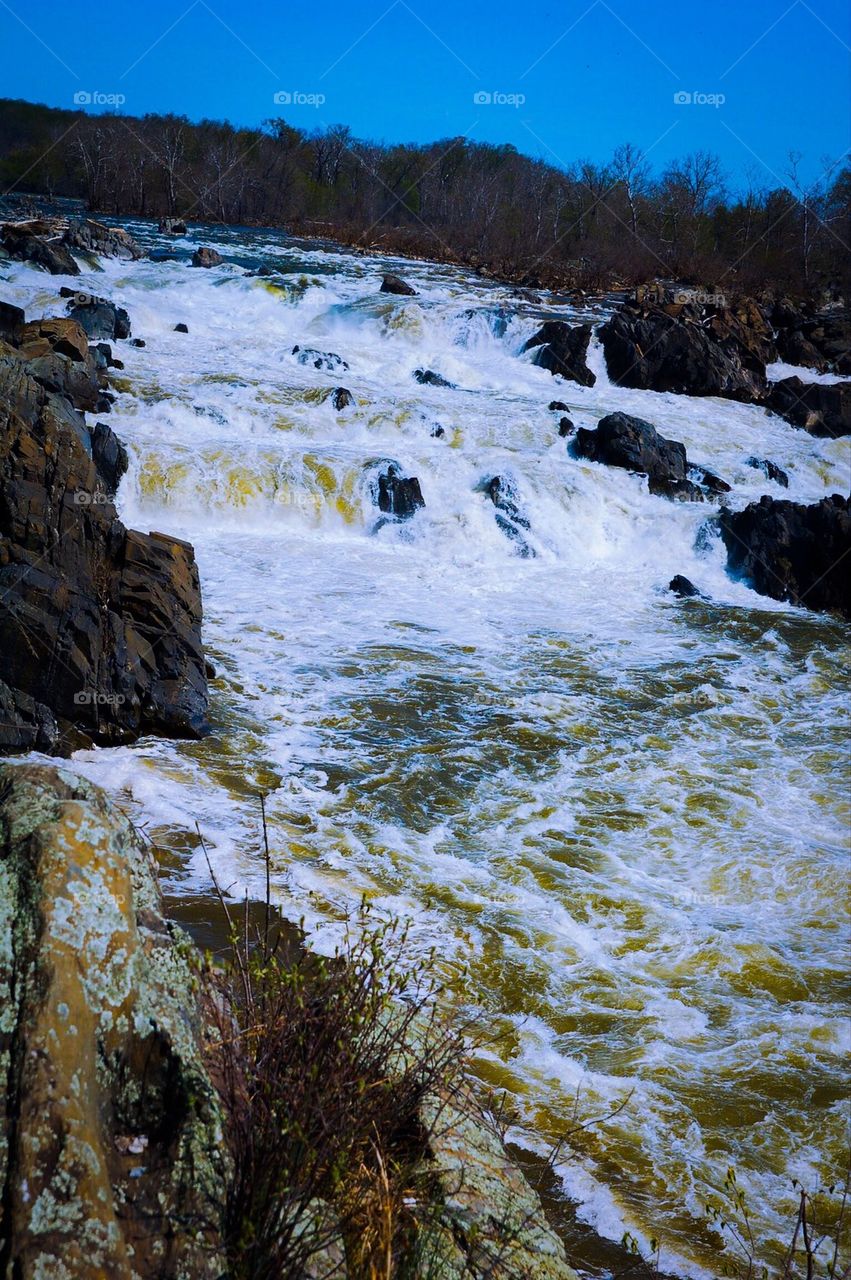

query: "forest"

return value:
[1, 97, 849, 293]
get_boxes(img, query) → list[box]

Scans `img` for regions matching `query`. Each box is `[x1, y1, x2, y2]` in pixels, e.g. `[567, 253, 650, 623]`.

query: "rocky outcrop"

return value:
[573, 412, 728, 501]
[191, 246, 223, 268]
[523, 321, 596, 386]
[0, 305, 209, 752]
[0, 763, 229, 1279]
[65, 296, 132, 342]
[373, 463, 424, 520]
[63, 219, 144, 261]
[292, 345, 349, 373]
[599, 297, 767, 401]
[720, 494, 851, 617]
[746, 456, 789, 487]
[380, 273, 418, 296]
[1, 223, 80, 276]
[764, 377, 851, 437]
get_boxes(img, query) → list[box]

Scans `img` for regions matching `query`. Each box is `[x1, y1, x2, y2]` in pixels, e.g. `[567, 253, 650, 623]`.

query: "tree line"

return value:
[1, 98, 849, 295]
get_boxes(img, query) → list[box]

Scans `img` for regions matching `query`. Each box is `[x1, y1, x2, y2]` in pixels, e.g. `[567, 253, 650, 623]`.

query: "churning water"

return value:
[6, 220, 849, 1275]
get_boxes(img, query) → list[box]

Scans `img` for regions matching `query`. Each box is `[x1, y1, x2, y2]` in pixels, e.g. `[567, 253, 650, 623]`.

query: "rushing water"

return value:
[5, 219, 850, 1276]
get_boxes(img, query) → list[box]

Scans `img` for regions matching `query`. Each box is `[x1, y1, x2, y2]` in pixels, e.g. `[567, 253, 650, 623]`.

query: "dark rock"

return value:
[329, 386, 353, 410]
[380, 273, 418, 296]
[63, 219, 144, 261]
[130, 338, 146, 348]
[413, 368, 455, 388]
[746, 456, 789, 488]
[159, 216, 188, 234]
[720, 494, 851, 618]
[67, 297, 132, 342]
[689, 465, 732, 496]
[548, 400, 569, 411]
[599, 300, 767, 401]
[669, 575, 702, 599]
[523, 321, 595, 386]
[764, 377, 851, 437]
[430, 424, 445, 438]
[0, 300, 25, 341]
[478, 475, 534, 557]
[573, 412, 705, 501]
[0, 679, 58, 752]
[1, 224, 80, 276]
[775, 329, 827, 371]
[191, 246, 223, 268]
[0, 326, 209, 750]
[374, 463, 424, 520]
[292, 345, 349, 373]
[558, 417, 575, 437]
[514, 288, 542, 303]
[174, 322, 189, 333]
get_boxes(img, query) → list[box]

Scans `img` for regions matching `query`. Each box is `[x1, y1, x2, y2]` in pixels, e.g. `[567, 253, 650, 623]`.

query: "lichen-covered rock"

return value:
[0, 764, 229, 1279]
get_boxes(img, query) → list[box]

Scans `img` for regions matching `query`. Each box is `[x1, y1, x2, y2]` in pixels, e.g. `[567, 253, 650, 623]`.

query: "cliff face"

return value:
[0, 765, 578, 1280]
[0, 302, 209, 753]
[0, 763, 229, 1279]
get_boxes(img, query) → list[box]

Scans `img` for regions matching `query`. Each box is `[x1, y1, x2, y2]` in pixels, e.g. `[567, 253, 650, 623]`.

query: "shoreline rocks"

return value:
[764, 377, 850, 437]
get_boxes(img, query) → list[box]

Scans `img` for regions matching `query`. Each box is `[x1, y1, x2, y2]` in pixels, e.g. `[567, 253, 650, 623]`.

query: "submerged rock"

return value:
[174, 321, 189, 333]
[191, 245, 223, 268]
[573, 412, 723, 501]
[380, 272, 418, 296]
[0, 763, 229, 1279]
[746, 456, 789, 487]
[329, 386, 354, 410]
[413, 367, 455, 388]
[720, 494, 851, 617]
[293, 344, 349, 373]
[669, 574, 703, 599]
[523, 321, 596, 386]
[558, 416, 575, 437]
[478, 475, 535, 556]
[548, 400, 569, 411]
[373, 462, 425, 520]
[764, 376, 851, 437]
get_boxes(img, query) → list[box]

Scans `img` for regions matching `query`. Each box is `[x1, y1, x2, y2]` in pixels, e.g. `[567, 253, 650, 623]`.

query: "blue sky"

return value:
[2, 0, 849, 190]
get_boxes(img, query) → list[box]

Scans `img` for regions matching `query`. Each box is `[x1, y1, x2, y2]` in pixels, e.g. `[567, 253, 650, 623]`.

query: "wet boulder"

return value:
[746, 456, 789, 488]
[477, 475, 534, 557]
[548, 400, 569, 411]
[373, 462, 425, 520]
[413, 367, 455, 388]
[91, 420, 129, 495]
[293, 345, 349, 373]
[599, 300, 767, 401]
[669, 575, 703, 599]
[558, 416, 575, 437]
[764, 377, 851, 437]
[380, 273, 418, 296]
[0, 764, 229, 1278]
[191, 246, 223, 268]
[67, 296, 132, 341]
[159, 216, 188, 234]
[573, 412, 708, 501]
[523, 321, 596, 386]
[719, 494, 851, 618]
[329, 386, 354, 410]
[174, 322, 189, 333]
[1, 222, 80, 275]
[0, 299, 25, 341]
[63, 218, 144, 261]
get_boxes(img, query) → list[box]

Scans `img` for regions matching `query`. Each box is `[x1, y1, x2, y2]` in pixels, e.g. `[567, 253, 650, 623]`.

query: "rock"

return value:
[15, 317, 105, 414]
[669, 574, 702, 598]
[689, 465, 732, 496]
[764, 377, 851, 437]
[159, 216, 188, 234]
[0, 763, 229, 1278]
[514, 287, 542, 303]
[68, 297, 132, 341]
[720, 494, 851, 617]
[130, 337, 146, 348]
[0, 324, 209, 751]
[746, 456, 789, 487]
[191, 246, 223, 268]
[174, 322, 189, 333]
[63, 218, 144, 261]
[329, 386, 353, 410]
[1, 223, 80, 275]
[775, 328, 827, 371]
[373, 463, 424, 520]
[430, 424, 445, 438]
[478, 475, 534, 557]
[413, 368, 455, 388]
[292, 345, 349, 373]
[558, 416, 575, 437]
[523, 321, 596, 386]
[380, 273, 418, 296]
[0, 680, 58, 752]
[0, 299, 25, 341]
[599, 300, 767, 401]
[573, 412, 705, 501]
[548, 400, 569, 411]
